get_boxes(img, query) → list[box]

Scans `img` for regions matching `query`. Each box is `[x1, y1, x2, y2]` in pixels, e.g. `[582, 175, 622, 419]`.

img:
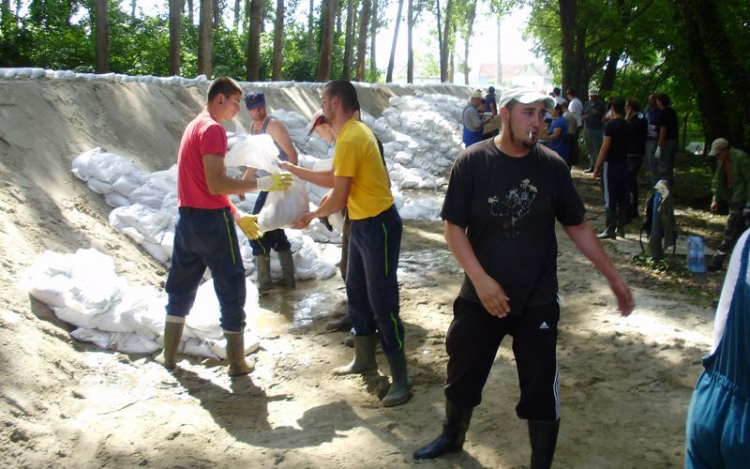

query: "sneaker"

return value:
[583, 167, 594, 174]
[597, 231, 616, 240]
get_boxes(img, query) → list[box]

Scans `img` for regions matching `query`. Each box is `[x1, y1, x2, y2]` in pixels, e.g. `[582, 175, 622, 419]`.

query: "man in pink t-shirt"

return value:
[159, 77, 291, 377]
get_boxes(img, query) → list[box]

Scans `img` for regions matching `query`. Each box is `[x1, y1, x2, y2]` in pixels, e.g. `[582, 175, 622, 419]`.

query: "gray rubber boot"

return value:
[413, 399, 474, 459]
[597, 209, 617, 239]
[332, 334, 378, 375]
[528, 419, 560, 469]
[158, 315, 185, 371]
[278, 248, 296, 288]
[382, 350, 412, 407]
[326, 310, 353, 332]
[255, 254, 272, 293]
[224, 330, 253, 377]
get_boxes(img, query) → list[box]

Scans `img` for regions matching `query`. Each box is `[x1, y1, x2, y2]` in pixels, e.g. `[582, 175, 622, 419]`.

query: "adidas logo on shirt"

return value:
[539, 321, 550, 330]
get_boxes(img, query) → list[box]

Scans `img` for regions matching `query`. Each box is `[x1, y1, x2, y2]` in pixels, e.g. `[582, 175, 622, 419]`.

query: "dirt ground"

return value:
[0, 77, 727, 469]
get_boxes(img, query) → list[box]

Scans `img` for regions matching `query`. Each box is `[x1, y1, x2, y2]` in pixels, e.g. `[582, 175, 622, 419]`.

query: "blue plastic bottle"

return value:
[687, 235, 705, 273]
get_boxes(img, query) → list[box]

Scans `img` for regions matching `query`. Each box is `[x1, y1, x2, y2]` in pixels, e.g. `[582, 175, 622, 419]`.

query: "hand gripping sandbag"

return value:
[258, 177, 309, 231]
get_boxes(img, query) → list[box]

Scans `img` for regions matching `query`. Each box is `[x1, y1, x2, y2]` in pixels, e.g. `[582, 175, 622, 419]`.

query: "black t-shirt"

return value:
[441, 140, 586, 315]
[603, 118, 631, 162]
[628, 114, 648, 156]
[657, 107, 679, 140]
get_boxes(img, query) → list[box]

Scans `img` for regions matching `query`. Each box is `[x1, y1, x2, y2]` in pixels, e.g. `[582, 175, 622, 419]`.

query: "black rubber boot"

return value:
[382, 350, 412, 407]
[707, 252, 726, 272]
[278, 248, 296, 288]
[597, 209, 617, 239]
[413, 399, 474, 460]
[617, 209, 629, 238]
[528, 419, 560, 469]
[332, 334, 378, 375]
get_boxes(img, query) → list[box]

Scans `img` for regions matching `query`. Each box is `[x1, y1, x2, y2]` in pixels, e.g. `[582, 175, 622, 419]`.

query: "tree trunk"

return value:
[234, 0, 241, 29]
[574, 26, 587, 96]
[130, 0, 136, 18]
[369, 0, 379, 80]
[355, 0, 370, 81]
[307, 0, 315, 54]
[600, 47, 622, 92]
[212, 0, 221, 28]
[317, 0, 338, 81]
[386, 0, 404, 83]
[94, 0, 109, 73]
[559, 0, 576, 94]
[169, 0, 183, 76]
[461, 0, 476, 85]
[198, 0, 212, 78]
[343, 0, 356, 79]
[439, 0, 452, 82]
[272, 0, 285, 80]
[246, 0, 263, 80]
[186, 0, 194, 24]
[406, 0, 414, 83]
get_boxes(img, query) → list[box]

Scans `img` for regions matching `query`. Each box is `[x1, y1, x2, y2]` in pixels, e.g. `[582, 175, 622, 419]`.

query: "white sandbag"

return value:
[88, 152, 139, 184]
[141, 241, 169, 264]
[225, 134, 280, 168]
[128, 183, 167, 209]
[109, 204, 172, 244]
[104, 192, 130, 208]
[71, 147, 104, 181]
[111, 172, 146, 197]
[71, 328, 160, 354]
[87, 177, 113, 194]
[258, 179, 309, 231]
[26, 273, 72, 308]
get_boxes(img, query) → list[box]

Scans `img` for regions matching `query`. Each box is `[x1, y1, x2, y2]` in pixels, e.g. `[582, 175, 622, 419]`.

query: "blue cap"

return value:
[245, 92, 265, 110]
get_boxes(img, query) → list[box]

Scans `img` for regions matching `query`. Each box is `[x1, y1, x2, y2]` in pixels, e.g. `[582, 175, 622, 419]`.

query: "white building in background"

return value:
[475, 62, 552, 91]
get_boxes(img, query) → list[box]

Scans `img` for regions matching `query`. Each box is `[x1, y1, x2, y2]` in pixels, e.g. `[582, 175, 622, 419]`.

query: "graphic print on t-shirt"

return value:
[487, 178, 537, 237]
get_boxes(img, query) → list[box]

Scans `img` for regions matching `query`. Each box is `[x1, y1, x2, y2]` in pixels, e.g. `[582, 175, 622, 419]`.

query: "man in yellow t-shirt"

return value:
[285, 80, 410, 407]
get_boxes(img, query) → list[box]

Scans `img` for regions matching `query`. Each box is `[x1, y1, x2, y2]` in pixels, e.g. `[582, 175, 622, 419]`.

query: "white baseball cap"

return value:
[499, 86, 555, 110]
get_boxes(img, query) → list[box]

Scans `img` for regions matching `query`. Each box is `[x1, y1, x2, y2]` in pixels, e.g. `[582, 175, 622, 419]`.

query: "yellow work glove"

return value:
[237, 212, 263, 240]
[257, 172, 293, 192]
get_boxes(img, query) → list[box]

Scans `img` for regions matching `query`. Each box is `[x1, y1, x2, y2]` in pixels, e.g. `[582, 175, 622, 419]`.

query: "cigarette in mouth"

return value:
[528, 131, 533, 139]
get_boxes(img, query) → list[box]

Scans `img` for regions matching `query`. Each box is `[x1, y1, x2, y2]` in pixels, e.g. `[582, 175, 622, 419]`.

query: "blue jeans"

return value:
[585, 127, 603, 169]
[166, 207, 247, 332]
[346, 205, 404, 355]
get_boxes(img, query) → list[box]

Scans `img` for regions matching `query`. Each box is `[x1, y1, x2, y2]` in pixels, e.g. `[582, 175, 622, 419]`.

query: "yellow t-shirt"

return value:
[334, 119, 393, 220]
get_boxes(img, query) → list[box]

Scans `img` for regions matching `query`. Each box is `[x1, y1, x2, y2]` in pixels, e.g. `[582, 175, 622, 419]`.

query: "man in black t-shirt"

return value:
[413, 86, 634, 469]
[593, 97, 633, 239]
[655, 93, 679, 189]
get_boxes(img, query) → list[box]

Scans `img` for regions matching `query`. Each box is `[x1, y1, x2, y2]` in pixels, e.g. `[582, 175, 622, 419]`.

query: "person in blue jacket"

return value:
[685, 228, 750, 468]
[462, 90, 492, 148]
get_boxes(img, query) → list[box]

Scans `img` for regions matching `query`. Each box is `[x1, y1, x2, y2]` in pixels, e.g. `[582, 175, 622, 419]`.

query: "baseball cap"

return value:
[588, 88, 599, 96]
[470, 90, 483, 99]
[244, 92, 265, 110]
[499, 86, 555, 110]
[708, 138, 729, 156]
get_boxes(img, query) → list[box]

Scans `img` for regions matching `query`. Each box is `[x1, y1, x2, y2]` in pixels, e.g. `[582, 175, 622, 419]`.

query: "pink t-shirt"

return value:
[177, 110, 232, 210]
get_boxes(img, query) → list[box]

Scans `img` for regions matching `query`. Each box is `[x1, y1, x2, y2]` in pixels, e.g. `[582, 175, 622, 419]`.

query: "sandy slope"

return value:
[0, 77, 714, 468]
